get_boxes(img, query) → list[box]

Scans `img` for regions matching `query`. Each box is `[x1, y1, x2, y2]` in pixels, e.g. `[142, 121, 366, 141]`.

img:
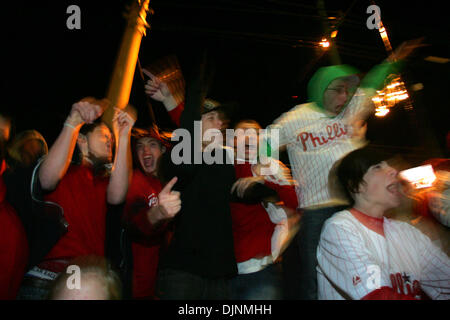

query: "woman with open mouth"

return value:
[316, 145, 450, 300]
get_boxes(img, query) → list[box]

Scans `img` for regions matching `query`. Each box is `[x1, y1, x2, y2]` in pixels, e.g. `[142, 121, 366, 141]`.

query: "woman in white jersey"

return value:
[316, 145, 450, 300]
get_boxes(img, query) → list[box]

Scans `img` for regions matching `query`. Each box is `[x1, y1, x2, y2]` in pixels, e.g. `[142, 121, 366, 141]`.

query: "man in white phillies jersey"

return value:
[268, 62, 400, 299]
[267, 40, 422, 299]
[317, 147, 450, 300]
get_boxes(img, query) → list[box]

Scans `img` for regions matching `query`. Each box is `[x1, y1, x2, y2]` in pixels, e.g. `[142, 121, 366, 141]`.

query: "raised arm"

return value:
[143, 68, 185, 127]
[345, 38, 425, 122]
[107, 108, 135, 205]
[157, 52, 211, 185]
[38, 99, 103, 191]
[180, 56, 208, 134]
[143, 69, 179, 111]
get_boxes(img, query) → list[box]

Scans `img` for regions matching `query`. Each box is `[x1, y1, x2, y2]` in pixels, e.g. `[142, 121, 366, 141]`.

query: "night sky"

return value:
[2, 0, 449, 163]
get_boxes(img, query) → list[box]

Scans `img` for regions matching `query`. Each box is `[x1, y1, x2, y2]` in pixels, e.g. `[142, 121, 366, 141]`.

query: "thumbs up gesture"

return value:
[147, 177, 181, 225]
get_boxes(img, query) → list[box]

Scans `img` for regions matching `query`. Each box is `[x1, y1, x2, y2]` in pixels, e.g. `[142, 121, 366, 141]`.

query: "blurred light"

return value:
[372, 76, 409, 117]
[424, 56, 450, 64]
[320, 38, 330, 48]
[399, 165, 437, 189]
[375, 107, 389, 117]
[377, 22, 392, 52]
[330, 30, 338, 38]
[411, 83, 424, 91]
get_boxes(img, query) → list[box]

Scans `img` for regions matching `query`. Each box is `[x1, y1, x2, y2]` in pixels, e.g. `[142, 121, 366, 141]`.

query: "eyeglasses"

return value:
[326, 86, 356, 95]
[326, 87, 349, 95]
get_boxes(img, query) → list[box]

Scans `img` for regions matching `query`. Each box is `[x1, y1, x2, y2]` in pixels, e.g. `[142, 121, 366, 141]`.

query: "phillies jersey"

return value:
[317, 209, 450, 300]
[268, 89, 370, 208]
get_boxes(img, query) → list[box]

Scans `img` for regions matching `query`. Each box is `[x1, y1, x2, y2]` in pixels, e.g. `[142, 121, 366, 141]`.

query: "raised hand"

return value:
[155, 177, 181, 220]
[253, 159, 296, 185]
[351, 119, 367, 140]
[67, 98, 105, 127]
[143, 69, 173, 103]
[112, 106, 136, 138]
[387, 37, 426, 62]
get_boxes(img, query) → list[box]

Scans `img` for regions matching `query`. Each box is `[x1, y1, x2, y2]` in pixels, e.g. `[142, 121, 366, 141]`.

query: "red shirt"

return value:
[231, 162, 298, 263]
[43, 165, 109, 262]
[124, 169, 164, 299]
[167, 102, 184, 127]
[0, 166, 29, 299]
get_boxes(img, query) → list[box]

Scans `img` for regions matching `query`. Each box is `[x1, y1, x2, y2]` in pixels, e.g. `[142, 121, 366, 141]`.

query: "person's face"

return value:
[234, 121, 261, 161]
[0, 116, 11, 142]
[201, 111, 224, 146]
[136, 137, 165, 175]
[202, 111, 223, 134]
[323, 78, 355, 115]
[87, 124, 113, 162]
[358, 161, 402, 211]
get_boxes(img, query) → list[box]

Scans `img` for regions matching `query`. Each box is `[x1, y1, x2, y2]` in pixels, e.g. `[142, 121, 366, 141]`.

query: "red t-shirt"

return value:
[230, 163, 288, 263]
[0, 168, 29, 299]
[124, 169, 164, 299]
[43, 165, 109, 262]
[167, 102, 184, 127]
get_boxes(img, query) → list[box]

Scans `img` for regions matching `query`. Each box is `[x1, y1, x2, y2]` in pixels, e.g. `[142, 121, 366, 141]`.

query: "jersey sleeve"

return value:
[342, 61, 401, 124]
[266, 111, 293, 150]
[167, 102, 184, 127]
[317, 219, 399, 300]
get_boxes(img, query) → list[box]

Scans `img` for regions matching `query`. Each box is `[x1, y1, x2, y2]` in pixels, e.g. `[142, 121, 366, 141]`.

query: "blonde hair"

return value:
[49, 255, 122, 300]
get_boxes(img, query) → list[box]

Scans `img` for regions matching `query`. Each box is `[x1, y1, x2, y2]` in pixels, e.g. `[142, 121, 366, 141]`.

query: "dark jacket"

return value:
[158, 56, 238, 278]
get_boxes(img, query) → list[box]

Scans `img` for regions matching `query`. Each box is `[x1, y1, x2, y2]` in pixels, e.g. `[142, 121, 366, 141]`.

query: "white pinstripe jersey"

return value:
[268, 89, 370, 208]
[317, 210, 450, 300]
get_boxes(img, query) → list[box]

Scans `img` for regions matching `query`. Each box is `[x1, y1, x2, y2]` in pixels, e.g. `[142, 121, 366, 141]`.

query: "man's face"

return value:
[136, 136, 165, 175]
[323, 78, 355, 115]
[201, 111, 224, 146]
[358, 161, 402, 211]
[234, 121, 261, 161]
[87, 124, 113, 163]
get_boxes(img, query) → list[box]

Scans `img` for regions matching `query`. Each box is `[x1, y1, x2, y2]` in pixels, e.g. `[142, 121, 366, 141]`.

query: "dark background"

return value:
[2, 0, 449, 163]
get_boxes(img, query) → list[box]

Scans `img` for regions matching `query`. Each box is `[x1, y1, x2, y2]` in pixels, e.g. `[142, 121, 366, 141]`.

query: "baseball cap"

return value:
[202, 98, 237, 123]
[202, 98, 221, 114]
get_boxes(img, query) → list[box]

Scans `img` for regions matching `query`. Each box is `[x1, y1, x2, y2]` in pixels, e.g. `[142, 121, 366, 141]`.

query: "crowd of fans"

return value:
[0, 40, 448, 300]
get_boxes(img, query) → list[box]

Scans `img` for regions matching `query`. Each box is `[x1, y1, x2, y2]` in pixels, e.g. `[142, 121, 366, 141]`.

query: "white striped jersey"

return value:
[317, 210, 450, 300]
[268, 89, 370, 208]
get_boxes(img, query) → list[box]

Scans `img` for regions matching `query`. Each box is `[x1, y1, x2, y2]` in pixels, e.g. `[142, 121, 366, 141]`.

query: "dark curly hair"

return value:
[336, 145, 393, 204]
